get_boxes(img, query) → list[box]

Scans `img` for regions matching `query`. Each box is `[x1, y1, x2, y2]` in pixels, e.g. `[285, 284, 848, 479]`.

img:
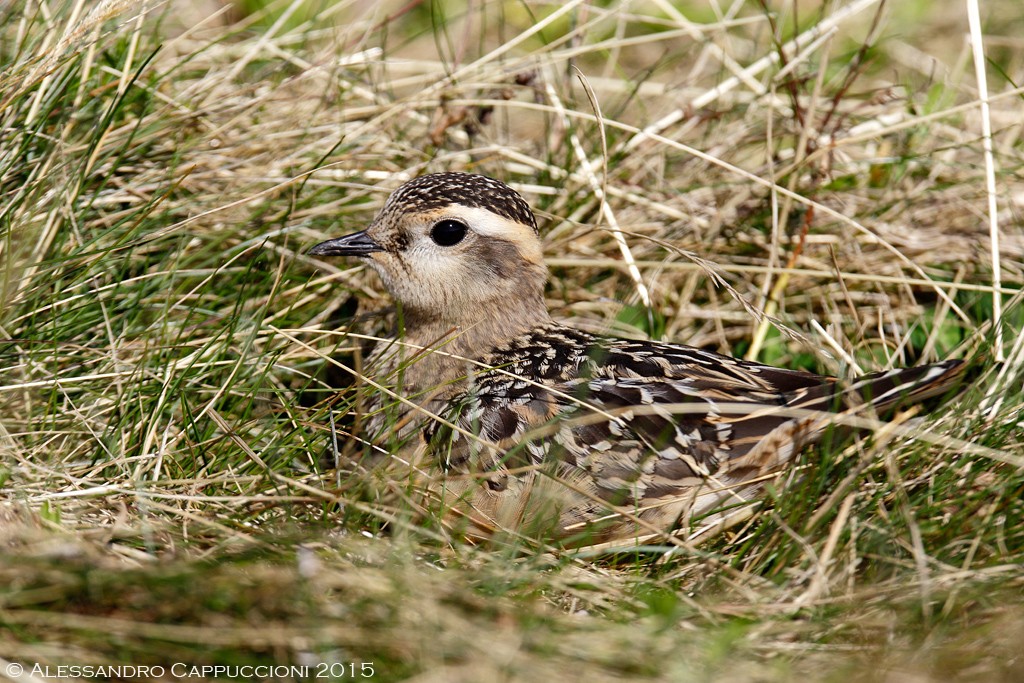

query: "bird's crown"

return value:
[377, 172, 538, 235]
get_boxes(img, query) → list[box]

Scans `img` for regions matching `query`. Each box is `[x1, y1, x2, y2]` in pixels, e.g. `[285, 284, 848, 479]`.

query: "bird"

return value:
[308, 171, 965, 546]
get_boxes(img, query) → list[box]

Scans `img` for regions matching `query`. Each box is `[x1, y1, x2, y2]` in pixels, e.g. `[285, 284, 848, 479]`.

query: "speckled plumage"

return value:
[377, 171, 538, 235]
[309, 172, 965, 544]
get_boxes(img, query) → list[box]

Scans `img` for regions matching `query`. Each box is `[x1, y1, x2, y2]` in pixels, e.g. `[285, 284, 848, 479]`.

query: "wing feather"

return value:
[419, 323, 965, 542]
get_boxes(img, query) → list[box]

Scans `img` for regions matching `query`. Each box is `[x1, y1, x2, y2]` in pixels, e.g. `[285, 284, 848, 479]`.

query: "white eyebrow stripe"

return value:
[446, 205, 545, 266]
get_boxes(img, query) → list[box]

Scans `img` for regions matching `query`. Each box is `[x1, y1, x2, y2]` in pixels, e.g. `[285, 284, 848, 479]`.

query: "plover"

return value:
[309, 172, 964, 544]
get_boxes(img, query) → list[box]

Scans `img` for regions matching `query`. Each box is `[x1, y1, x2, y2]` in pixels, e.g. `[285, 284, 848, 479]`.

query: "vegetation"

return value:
[1, 0, 1022, 680]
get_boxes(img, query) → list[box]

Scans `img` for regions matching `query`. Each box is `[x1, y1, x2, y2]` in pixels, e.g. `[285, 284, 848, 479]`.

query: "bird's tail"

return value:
[782, 359, 966, 418]
[833, 359, 967, 414]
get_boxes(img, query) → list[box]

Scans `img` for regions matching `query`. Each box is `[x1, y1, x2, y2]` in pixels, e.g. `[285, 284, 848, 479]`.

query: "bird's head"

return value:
[309, 172, 549, 325]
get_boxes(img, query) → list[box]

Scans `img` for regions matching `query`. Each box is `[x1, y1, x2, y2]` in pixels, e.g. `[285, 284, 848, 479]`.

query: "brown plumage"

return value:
[309, 172, 965, 545]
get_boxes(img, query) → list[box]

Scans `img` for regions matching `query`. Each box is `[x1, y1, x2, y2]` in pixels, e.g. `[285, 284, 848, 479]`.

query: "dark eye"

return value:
[430, 219, 468, 247]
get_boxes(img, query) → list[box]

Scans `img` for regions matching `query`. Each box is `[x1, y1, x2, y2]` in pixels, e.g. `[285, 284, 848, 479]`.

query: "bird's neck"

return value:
[376, 293, 550, 398]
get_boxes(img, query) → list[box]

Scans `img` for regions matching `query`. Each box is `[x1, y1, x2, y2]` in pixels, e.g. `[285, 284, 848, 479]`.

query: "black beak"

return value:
[308, 230, 385, 257]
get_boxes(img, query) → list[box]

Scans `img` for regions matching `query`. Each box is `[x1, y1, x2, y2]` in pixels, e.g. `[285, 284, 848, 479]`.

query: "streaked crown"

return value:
[376, 172, 539, 235]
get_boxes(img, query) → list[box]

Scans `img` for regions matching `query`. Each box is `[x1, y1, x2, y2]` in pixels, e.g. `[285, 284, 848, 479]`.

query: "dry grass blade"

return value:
[967, 0, 1005, 364]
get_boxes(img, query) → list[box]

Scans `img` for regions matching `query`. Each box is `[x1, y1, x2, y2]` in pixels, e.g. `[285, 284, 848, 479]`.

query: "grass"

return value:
[1, 0, 1023, 680]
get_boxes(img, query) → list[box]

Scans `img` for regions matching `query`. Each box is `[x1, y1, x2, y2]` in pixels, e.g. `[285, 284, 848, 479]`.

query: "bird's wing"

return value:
[422, 364, 826, 540]
[421, 340, 964, 541]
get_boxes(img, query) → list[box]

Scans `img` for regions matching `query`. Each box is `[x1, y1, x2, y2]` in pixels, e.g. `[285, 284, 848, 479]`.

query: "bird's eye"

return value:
[430, 219, 468, 247]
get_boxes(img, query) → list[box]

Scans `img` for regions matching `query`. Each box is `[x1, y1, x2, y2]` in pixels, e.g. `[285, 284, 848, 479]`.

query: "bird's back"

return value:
[421, 323, 965, 544]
